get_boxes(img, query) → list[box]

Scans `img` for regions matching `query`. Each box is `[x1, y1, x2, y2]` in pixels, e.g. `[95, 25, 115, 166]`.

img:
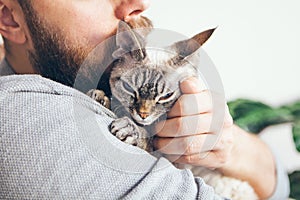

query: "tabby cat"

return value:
[87, 21, 258, 200]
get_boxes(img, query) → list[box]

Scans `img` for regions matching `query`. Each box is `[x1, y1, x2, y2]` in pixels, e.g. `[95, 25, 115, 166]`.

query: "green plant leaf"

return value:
[281, 101, 300, 120]
[228, 99, 271, 120]
[289, 171, 300, 199]
[292, 122, 300, 152]
[228, 99, 293, 133]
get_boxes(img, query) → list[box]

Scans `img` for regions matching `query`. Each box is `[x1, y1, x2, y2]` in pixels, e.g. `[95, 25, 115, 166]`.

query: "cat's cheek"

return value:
[157, 102, 172, 113]
[129, 97, 135, 104]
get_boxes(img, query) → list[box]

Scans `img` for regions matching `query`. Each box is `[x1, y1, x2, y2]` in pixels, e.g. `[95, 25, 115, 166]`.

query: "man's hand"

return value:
[154, 77, 234, 169]
[154, 77, 277, 199]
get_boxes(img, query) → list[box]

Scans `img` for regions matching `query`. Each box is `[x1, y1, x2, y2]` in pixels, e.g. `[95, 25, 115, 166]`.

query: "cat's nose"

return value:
[139, 112, 150, 119]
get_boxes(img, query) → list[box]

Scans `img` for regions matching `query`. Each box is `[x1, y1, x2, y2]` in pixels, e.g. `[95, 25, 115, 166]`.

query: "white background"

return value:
[145, 0, 300, 172]
[145, 0, 300, 105]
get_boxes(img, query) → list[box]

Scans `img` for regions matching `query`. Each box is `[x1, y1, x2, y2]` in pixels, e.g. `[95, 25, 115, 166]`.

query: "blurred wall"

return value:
[144, 0, 300, 106]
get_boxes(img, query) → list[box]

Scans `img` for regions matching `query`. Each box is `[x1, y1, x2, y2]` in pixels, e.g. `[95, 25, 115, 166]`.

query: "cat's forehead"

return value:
[145, 47, 177, 65]
[121, 65, 163, 82]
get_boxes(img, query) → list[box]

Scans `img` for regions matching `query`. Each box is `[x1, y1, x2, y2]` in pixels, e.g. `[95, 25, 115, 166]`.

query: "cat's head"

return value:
[109, 21, 215, 126]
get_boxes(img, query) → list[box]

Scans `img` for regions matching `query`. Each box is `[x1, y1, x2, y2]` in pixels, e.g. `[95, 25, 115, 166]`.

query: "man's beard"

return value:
[21, 2, 95, 87]
[30, 32, 91, 87]
[27, 17, 91, 87]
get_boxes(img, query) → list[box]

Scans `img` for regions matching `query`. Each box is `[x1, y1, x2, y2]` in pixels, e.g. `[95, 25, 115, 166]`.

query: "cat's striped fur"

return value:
[88, 20, 258, 200]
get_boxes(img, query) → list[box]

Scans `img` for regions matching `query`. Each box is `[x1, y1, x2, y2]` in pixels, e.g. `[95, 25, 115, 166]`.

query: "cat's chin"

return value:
[133, 119, 154, 126]
[131, 115, 155, 126]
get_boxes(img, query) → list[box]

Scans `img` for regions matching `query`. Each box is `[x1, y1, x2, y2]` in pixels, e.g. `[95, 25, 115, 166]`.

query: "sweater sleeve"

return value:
[0, 75, 225, 200]
[267, 151, 290, 200]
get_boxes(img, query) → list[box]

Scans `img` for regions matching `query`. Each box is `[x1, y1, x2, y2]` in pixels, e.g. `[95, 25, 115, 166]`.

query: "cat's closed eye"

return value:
[157, 92, 175, 104]
[122, 81, 135, 94]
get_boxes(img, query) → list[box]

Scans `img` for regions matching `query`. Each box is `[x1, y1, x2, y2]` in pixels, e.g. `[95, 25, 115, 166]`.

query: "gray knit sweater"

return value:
[0, 59, 289, 199]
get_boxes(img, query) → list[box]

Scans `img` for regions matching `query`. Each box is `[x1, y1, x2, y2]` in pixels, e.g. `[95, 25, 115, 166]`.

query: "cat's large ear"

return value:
[112, 20, 146, 61]
[172, 28, 216, 58]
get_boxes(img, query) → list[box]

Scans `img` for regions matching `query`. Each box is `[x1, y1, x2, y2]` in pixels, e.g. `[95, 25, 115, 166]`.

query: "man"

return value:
[0, 0, 289, 199]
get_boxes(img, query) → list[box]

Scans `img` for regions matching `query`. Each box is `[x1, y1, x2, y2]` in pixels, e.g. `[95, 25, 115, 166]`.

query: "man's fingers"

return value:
[154, 134, 208, 155]
[165, 150, 228, 169]
[180, 77, 206, 94]
[167, 91, 212, 118]
[155, 114, 212, 137]
[161, 126, 234, 168]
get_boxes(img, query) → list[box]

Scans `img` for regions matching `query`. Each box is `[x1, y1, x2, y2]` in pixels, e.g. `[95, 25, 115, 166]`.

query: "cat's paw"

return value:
[87, 89, 110, 109]
[110, 117, 140, 146]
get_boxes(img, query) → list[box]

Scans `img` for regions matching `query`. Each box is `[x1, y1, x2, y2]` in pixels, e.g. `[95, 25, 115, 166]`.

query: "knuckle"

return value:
[219, 157, 227, 165]
[183, 137, 201, 156]
[182, 137, 192, 154]
[222, 128, 234, 145]
[183, 155, 195, 164]
[174, 117, 183, 134]
[176, 97, 184, 116]
[218, 151, 230, 165]
[185, 143, 194, 155]
[227, 135, 234, 146]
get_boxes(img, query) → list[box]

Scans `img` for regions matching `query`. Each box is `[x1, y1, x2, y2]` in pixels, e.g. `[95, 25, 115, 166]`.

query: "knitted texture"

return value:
[0, 74, 224, 200]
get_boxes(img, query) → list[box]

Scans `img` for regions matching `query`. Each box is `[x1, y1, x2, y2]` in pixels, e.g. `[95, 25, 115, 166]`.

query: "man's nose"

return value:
[113, 0, 150, 22]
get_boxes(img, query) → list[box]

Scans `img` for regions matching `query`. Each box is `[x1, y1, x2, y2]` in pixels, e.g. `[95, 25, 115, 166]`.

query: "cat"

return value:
[87, 20, 258, 200]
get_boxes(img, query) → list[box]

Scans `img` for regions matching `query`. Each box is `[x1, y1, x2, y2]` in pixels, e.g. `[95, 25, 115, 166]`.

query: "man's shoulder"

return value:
[0, 74, 78, 95]
[0, 74, 115, 120]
